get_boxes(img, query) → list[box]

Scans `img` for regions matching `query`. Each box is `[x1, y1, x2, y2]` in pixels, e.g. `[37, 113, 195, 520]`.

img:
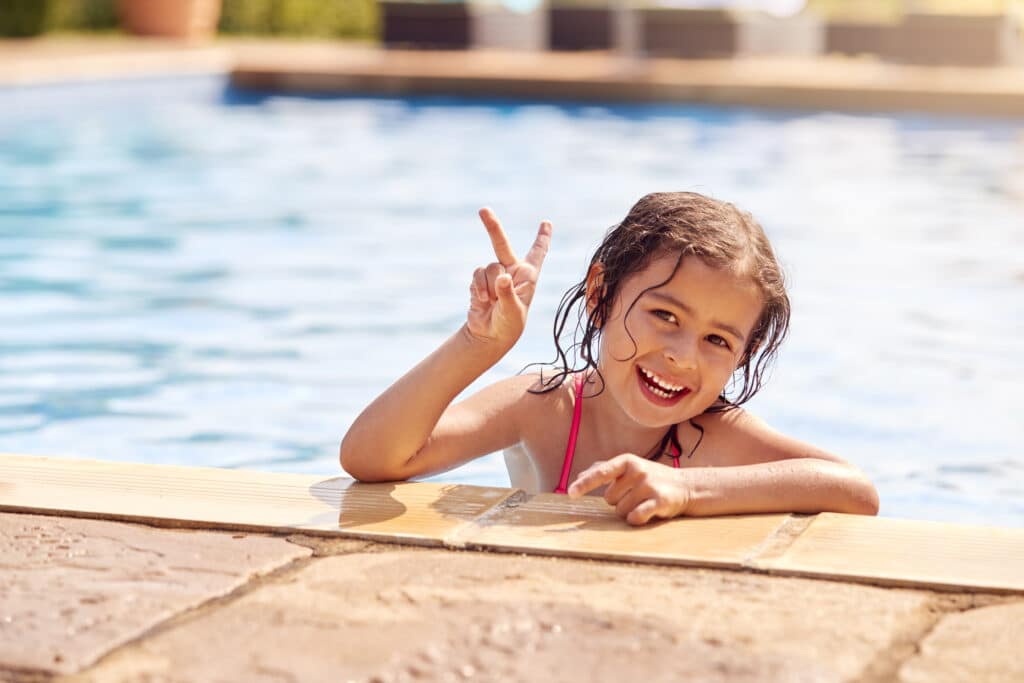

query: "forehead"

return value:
[624, 253, 764, 335]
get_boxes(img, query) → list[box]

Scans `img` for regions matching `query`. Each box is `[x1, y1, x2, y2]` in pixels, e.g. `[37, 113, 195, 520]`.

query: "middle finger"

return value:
[615, 486, 651, 519]
[603, 473, 635, 507]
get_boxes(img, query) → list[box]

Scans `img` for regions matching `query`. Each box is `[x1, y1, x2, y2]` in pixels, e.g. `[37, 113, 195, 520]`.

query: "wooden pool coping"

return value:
[2, 453, 1022, 595]
[1, 36, 1024, 117]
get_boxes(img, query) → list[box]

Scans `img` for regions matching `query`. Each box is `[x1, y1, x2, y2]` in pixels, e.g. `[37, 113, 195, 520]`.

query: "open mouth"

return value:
[636, 366, 691, 404]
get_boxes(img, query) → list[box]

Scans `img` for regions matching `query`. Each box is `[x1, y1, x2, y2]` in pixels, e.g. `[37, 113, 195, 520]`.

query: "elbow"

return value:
[856, 483, 881, 516]
[841, 490, 879, 517]
[339, 432, 412, 483]
[339, 436, 359, 478]
[841, 473, 880, 516]
[810, 462, 879, 516]
[339, 433, 375, 482]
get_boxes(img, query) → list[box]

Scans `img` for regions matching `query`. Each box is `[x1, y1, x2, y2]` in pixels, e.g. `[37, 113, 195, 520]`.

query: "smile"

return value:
[636, 366, 691, 405]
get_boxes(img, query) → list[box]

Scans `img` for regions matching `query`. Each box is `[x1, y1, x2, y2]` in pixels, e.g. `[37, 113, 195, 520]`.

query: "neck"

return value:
[582, 371, 671, 459]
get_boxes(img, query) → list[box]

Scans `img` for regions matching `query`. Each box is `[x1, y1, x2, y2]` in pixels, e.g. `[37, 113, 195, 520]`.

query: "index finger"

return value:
[567, 458, 628, 499]
[478, 208, 517, 266]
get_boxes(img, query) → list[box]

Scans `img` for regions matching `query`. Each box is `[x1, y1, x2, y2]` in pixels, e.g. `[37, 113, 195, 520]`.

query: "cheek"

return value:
[599, 328, 633, 367]
[717, 359, 747, 394]
[700, 351, 738, 383]
[601, 313, 661, 363]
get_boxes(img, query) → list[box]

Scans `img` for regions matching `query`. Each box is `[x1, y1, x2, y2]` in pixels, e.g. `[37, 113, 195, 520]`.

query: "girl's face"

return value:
[594, 254, 763, 427]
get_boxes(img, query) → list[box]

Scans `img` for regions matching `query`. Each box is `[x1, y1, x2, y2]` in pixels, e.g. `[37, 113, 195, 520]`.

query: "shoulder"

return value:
[688, 407, 846, 466]
[430, 372, 571, 461]
[700, 405, 770, 432]
[454, 371, 572, 420]
[686, 405, 765, 442]
[512, 371, 575, 412]
[472, 371, 567, 397]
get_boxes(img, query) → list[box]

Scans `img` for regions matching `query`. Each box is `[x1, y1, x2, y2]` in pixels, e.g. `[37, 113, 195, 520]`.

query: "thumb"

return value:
[495, 273, 520, 306]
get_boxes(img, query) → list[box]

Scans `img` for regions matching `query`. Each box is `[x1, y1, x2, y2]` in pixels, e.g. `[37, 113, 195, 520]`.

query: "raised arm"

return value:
[340, 209, 552, 482]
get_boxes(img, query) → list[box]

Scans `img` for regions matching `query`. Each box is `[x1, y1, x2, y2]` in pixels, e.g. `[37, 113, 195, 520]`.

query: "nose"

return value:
[664, 333, 699, 371]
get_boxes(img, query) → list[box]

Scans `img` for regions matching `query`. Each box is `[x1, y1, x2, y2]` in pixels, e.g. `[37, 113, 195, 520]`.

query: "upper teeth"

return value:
[641, 367, 685, 393]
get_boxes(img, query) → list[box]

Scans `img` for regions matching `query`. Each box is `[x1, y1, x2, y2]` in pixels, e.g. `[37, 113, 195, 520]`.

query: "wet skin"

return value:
[580, 254, 764, 453]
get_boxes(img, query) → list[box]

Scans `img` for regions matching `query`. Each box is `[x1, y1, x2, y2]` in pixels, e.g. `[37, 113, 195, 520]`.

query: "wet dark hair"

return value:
[534, 191, 791, 424]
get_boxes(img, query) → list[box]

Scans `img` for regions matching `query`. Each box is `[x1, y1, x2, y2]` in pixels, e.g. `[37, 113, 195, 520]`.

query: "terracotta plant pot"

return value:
[118, 0, 222, 40]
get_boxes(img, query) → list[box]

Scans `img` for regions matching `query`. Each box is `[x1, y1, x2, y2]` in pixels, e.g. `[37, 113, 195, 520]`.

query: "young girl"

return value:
[341, 192, 878, 525]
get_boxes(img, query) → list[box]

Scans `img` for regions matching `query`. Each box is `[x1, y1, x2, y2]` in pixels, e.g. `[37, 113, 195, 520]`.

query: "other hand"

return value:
[466, 208, 552, 346]
[568, 454, 691, 526]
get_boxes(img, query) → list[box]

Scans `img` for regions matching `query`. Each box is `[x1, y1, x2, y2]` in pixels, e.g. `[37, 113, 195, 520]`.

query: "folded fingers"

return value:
[471, 267, 489, 303]
[484, 262, 506, 299]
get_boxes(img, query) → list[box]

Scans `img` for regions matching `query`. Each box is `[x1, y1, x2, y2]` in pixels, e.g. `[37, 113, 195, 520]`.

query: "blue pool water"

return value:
[1, 75, 1022, 526]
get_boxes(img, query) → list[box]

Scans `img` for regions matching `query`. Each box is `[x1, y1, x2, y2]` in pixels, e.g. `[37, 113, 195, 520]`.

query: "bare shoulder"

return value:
[418, 372, 571, 475]
[451, 371, 571, 420]
[688, 406, 848, 466]
[508, 371, 575, 416]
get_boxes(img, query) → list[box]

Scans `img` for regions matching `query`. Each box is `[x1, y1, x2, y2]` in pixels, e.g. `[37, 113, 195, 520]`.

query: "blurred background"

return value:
[1, 0, 1022, 526]
[0, 1, 1021, 45]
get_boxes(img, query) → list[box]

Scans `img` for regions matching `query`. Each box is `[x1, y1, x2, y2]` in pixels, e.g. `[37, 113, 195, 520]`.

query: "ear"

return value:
[585, 263, 605, 326]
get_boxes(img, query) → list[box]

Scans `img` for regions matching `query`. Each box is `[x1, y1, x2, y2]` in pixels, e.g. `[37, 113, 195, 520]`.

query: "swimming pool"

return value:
[1, 75, 1021, 526]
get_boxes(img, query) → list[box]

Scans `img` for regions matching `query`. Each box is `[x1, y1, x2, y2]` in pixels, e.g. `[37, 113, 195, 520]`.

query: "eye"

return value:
[652, 309, 677, 324]
[706, 334, 732, 350]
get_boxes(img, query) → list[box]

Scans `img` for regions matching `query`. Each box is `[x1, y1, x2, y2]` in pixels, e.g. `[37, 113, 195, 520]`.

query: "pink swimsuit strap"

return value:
[554, 373, 587, 494]
[554, 373, 680, 495]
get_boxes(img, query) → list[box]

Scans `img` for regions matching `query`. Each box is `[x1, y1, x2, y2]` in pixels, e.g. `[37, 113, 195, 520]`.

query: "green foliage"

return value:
[219, 0, 378, 39]
[47, 0, 118, 31]
[0, 0, 118, 35]
[0, 0, 377, 38]
[0, 0, 54, 37]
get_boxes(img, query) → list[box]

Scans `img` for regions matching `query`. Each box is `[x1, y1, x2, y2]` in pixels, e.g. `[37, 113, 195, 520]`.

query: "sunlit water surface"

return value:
[1, 76, 1022, 526]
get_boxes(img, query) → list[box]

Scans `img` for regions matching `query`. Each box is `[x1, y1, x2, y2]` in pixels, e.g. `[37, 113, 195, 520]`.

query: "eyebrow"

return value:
[646, 291, 748, 344]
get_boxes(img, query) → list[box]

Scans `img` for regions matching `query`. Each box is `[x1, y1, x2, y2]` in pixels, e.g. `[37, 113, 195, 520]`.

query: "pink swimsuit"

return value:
[554, 373, 681, 494]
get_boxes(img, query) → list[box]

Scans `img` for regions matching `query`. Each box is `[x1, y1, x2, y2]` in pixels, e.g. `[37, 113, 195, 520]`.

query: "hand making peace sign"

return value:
[467, 208, 552, 347]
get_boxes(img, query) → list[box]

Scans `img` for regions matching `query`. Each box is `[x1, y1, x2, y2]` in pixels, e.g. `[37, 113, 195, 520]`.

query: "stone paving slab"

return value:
[0, 512, 309, 677]
[897, 602, 1024, 683]
[63, 547, 940, 683]
[0, 454, 517, 547]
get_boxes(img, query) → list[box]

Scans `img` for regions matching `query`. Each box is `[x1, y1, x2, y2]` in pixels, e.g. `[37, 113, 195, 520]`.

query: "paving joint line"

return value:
[850, 597, 947, 683]
[284, 533, 378, 557]
[851, 590, 1013, 683]
[740, 513, 814, 568]
[0, 665, 54, 683]
[442, 488, 528, 550]
[63, 549, 319, 681]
